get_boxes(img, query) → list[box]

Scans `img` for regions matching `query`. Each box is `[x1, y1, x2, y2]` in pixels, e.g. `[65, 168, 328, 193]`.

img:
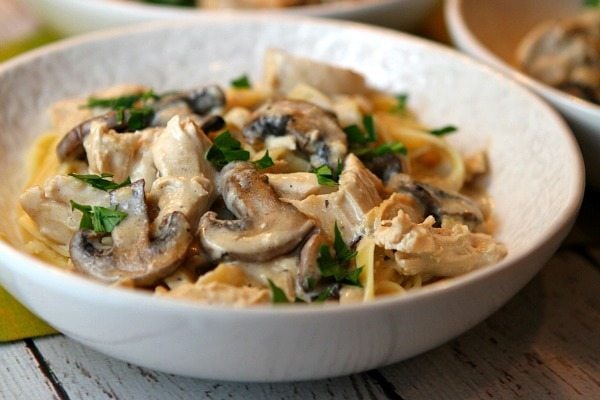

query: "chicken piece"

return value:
[263, 49, 369, 97]
[84, 122, 159, 185]
[152, 115, 216, 183]
[289, 154, 384, 243]
[367, 207, 506, 278]
[19, 175, 110, 245]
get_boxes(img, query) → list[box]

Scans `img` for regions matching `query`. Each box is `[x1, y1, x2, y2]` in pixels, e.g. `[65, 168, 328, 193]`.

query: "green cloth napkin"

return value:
[0, 27, 60, 342]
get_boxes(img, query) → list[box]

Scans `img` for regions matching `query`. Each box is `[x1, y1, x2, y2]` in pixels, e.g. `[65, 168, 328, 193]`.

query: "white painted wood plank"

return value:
[377, 249, 600, 399]
[0, 341, 58, 400]
[34, 335, 386, 400]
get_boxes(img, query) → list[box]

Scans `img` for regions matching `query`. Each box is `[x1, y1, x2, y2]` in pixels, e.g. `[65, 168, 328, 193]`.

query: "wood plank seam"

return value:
[25, 339, 71, 400]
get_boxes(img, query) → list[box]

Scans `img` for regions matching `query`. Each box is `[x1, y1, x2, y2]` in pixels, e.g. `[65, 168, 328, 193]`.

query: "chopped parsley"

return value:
[70, 201, 128, 233]
[86, 90, 159, 131]
[268, 279, 289, 304]
[343, 115, 377, 146]
[69, 173, 131, 191]
[353, 141, 407, 159]
[344, 115, 407, 161]
[206, 131, 250, 169]
[85, 90, 158, 110]
[389, 93, 409, 113]
[253, 150, 275, 170]
[317, 223, 362, 290]
[313, 159, 342, 186]
[125, 107, 155, 131]
[230, 74, 252, 89]
[584, 0, 599, 6]
[429, 125, 458, 136]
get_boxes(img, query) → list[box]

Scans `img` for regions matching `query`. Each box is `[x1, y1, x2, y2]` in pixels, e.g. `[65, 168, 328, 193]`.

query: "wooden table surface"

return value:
[1, 2, 599, 399]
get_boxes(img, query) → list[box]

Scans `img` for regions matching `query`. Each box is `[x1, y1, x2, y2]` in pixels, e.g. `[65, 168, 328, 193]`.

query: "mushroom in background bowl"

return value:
[445, 0, 600, 188]
[0, 16, 584, 381]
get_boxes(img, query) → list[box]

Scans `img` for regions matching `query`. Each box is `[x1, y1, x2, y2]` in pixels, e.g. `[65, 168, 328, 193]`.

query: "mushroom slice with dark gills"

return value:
[70, 180, 193, 287]
[56, 85, 226, 161]
[242, 99, 348, 169]
[387, 174, 484, 231]
[198, 162, 315, 262]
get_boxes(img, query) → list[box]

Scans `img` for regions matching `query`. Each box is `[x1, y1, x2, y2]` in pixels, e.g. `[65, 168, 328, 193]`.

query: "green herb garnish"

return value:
[343, 115, 377, 146]
[70, 201, 128, 233]
[317, 223, 362, 287]
[429, 125, 458, 136]
[352, 141, 407, 160]
[86, 90, 158, 110]
[126, 107, 155, 131]
[206, 131, 250, 169]
[231, 74, 252, 89]
[268, 279, 289, 304]
[390, 93, 409, 113]
[313, 159, 342, 186]
[69, 173, 131, 191]
[584, 0, 599, 7]
[253, 150, 275, 170]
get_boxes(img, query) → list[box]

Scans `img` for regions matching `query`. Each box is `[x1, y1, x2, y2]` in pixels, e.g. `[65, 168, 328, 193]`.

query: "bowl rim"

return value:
[0, 15, 585, 317]
[444, 0, 600, 119]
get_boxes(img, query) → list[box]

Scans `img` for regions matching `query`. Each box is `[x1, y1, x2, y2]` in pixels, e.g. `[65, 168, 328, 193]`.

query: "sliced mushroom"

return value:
[198, 162, 314, 262]
[69, 180, 192, 286]
[387, 175, 484, 230]
[151, 84, 226, 126]
[363, 152, 409, 184]
[242, 99, 348, 169]
[57, 85, 226, 161]
[56, 111, 128, 161]
[297, 229, 327, 295]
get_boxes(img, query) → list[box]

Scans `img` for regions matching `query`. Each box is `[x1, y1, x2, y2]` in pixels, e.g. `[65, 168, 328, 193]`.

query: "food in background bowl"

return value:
[18, 50, 506, 306]
[516, 9, 600, 105]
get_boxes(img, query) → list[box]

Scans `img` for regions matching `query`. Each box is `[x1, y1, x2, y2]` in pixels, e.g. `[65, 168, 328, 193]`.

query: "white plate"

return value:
[445, 0, 600, 187]
[0, 16, 584, 381]
[22, 0, 438, 34]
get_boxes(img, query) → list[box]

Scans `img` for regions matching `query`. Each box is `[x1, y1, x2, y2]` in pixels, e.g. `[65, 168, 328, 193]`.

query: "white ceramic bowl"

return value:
[23, 0, 438, 35]
[0, 16, 584, 382]
[445, 0, 600, 188]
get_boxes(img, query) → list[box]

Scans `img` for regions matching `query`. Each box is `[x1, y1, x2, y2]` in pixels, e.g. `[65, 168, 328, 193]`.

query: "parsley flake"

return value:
[313, 160, 342, 186]
[206, 131, 250, 169]
[268, 279, 290, 304]
[343, 115, 377, 146]
[429, 125, 458, 136]
[353, 141, 407, 160]
[253, 150, 275, 170]
[69, 173, 131, 191]
[70, 201, 128, 233]
[231, 74, 252, 89]
[317, 223, 362, 288]
[390, 93, 409, 113]
[86, 90, 158, 110]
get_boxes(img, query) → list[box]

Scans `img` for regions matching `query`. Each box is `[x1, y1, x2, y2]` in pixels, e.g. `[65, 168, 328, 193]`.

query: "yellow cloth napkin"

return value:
[0, 4, 60, 341]
[0, 286, 56, 342]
